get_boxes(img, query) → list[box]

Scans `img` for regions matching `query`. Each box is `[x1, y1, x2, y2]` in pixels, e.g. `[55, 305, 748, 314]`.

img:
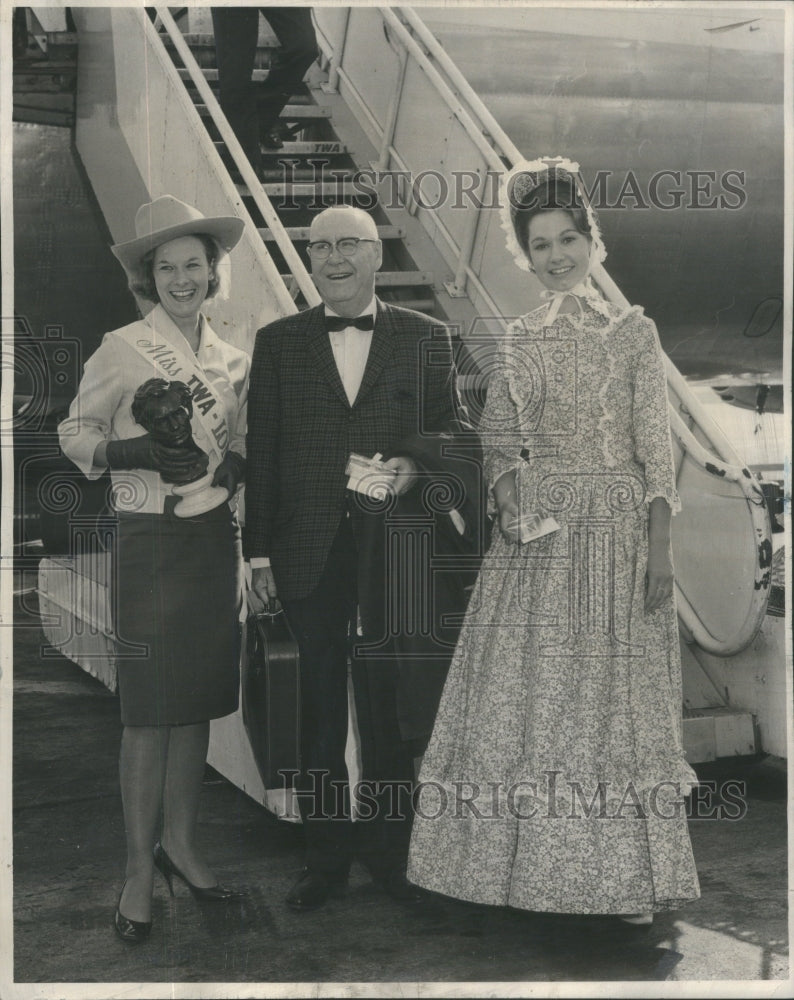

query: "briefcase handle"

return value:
[249, 607, 299, 648]
[254, 608, 284, 621]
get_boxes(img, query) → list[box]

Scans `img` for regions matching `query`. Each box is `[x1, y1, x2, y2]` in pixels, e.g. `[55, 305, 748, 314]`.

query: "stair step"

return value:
[260, 225, 405, 242]
[379, 297, 437, 313]
[12, 59, 77, 74]
[376, 272, 435, 288]
[186, 79, 315, 104]
[161, 32, 217, 46]
[254, 166, 356, 183]
[215, 140, 349, 156]
[45, 30, 77, 44]
[238, 181, 372, 200]
[13, 73, 76, 94]
[162, 35, 275, 70]
[163, 32, 280, 50]
[13, 106, 74, 127]
[13, 93, 74, 112]
[281, 272, 434, 289]
[179, 67, 271, 83]
[197, 103, 330, 120]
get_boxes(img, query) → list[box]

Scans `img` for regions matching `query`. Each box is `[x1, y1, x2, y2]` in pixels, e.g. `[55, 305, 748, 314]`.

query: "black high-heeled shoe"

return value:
[114, 881, 152, 943]
[153, 842, 244, 902]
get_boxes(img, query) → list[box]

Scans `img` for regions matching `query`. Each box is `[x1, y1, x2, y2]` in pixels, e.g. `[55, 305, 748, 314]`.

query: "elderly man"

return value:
[245, 206, 483, 910]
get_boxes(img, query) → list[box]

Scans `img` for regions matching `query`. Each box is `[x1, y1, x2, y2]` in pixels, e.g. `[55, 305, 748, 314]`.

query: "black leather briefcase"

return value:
[242, 611, 301, 790]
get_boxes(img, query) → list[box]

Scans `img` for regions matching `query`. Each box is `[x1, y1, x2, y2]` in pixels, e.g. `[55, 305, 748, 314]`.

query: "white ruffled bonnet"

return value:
[499, 156, 607, 273]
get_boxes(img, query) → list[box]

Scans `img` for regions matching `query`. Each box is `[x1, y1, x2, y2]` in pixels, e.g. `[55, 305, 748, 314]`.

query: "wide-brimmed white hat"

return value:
[111, 195, 245, 274]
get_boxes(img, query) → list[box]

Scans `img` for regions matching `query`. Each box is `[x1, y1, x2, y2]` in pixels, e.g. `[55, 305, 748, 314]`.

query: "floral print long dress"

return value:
[407, 298, 701, 914]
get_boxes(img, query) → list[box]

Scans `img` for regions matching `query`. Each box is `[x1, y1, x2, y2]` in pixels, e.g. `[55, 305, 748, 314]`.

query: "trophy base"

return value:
[171, 473, 229, 518]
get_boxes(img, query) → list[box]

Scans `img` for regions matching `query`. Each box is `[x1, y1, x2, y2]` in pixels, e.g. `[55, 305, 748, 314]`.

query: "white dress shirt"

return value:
[326, 299, 376, 405]
[324, 299, 464, 537]
[250, 300, 378, 570]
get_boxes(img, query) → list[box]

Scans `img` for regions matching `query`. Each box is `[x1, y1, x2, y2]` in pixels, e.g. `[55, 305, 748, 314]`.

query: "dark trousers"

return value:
[282, 515, 415, 881]
[211, 6, 318, 170]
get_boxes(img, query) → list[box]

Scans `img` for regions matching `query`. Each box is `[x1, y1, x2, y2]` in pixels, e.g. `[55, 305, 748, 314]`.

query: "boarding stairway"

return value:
[12, 8, 77, 127]
[32, 6, 784, 806]
[165, 27, 437, 315]
[147, 6, 485, 339]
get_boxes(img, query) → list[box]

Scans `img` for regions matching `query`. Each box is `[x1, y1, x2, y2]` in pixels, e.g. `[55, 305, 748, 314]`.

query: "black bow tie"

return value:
[325, 314, 374, 333]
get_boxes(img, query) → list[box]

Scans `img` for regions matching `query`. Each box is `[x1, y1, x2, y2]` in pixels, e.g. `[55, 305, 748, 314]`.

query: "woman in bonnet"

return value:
[59, 196, 249, 942]
[407, 159, 700, 924]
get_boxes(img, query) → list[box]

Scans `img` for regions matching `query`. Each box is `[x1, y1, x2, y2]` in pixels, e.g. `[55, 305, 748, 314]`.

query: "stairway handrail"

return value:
[313, 6, 772, 656]
[153, 6, 321, 310]
[379, 9, 507, 175]
[397, 7, 524, 167]
[311, 7, 507, 316]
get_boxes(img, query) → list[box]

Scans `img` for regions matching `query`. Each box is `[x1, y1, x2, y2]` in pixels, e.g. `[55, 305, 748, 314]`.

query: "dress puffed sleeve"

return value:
[479, 328, 525, 501]
[631, 314, 681, 514]
[58, 334, 125, 479]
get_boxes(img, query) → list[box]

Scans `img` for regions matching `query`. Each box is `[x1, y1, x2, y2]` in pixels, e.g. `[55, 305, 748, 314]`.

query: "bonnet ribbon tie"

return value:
[540, 282, 589, 328]
[540, 277, 613, 328]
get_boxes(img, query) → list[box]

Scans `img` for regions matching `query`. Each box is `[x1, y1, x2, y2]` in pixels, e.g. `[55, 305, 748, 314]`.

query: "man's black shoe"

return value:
[374, 867, 426, 905]
[260, 121, 285, 151]
[261, 129, 284, 151]
[286, 869, 346, 911]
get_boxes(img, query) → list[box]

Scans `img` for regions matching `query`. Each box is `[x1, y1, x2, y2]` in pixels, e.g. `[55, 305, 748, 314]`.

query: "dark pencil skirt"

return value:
[113, 502, 243, 727]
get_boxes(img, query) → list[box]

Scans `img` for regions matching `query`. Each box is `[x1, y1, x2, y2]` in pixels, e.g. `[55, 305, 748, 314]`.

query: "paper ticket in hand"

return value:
[346, 452, 397, 500]
[509, 512, 561, 544]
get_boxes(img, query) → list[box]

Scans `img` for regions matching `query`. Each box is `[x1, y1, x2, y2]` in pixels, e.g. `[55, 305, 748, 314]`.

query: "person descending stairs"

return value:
[157, 11, 442, 318]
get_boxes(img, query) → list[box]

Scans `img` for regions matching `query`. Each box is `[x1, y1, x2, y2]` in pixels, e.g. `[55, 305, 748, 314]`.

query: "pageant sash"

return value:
[112, 319, 229, 467]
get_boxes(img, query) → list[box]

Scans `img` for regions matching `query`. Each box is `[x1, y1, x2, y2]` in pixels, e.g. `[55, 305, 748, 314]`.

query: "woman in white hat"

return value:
[59, 196, 250, 942]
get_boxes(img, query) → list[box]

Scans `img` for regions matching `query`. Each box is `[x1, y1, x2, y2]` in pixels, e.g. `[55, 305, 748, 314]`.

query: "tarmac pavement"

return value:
[9, 592, 790, 991]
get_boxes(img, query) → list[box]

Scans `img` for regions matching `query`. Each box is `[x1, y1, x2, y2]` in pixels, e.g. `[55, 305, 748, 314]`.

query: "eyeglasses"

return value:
[306, 237, 379, 260]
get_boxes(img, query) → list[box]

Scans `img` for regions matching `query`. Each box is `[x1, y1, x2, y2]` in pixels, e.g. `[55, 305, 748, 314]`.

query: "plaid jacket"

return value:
[245, 299, 481, 602]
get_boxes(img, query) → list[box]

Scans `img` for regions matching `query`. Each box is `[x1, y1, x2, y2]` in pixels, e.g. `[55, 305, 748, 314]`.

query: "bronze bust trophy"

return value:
[132, 378, 229, 516]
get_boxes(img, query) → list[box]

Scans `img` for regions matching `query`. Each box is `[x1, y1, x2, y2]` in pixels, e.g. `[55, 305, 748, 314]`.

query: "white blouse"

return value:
[59, 304, 250, 515]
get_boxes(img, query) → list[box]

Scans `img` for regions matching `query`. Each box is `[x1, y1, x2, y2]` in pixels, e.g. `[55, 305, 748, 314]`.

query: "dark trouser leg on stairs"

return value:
[211, 6, 262, 172]
[255, 6, 319, 130]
